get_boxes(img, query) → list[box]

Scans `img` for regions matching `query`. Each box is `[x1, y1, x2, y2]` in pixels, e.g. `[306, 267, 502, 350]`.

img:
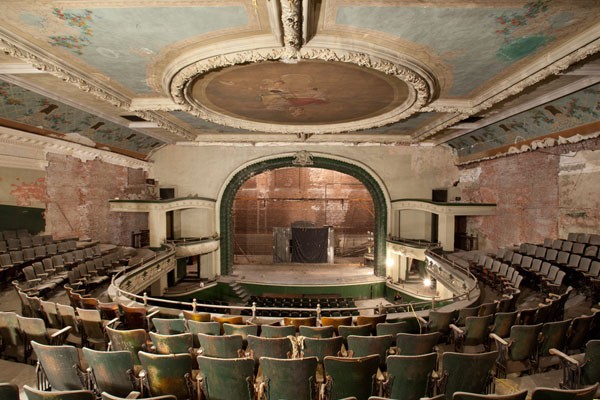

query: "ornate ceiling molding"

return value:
[0, 29, 195, 142]
[0, 28, 130, 109]
[168, 46, 435, 135]
[281, 0, 302, 51]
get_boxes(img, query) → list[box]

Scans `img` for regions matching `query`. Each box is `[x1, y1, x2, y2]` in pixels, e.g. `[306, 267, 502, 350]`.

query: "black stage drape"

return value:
[291, 227, 328, 263]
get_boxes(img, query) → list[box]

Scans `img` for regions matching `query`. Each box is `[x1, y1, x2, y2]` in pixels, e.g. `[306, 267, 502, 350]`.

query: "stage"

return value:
[228, 262, 384, 285]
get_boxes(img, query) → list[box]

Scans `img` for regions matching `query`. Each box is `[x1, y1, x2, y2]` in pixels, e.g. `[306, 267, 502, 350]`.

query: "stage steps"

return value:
[229, 282, 251, 303]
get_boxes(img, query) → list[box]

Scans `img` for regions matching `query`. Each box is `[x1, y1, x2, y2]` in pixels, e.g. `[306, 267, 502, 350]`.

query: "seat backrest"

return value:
[478, 302, 497, 317]
[320, 316, 353, 335]
[376, 321, 410, 338]
[197, 356, 255, 400]
[76, 308, 105, 342]
[260, 324, 296, 338]
[198, 333, 244, 358]
[535, 246, 547, 259]
[584, 246, 598, 258]
[282, 316, 317, 331]
[453, 390, 528, 400]
[223, 323, 259, 341]
[441, 351, 498, 400]
[581, 340, 600, 386]
[463, 315, 494, 346]
[356, 315, 388, 334]
[17, 315, 49, 344]
[31, 341, 83, 391]
[23, 385, 96, 400]
[40, 300, 62, 329]
[152, 317, 186, 335]
[347, 334, 393, 368]
[338, 324, 372, 339]
[427, 311, 454, 335]
[396, 332, 441, 355]
[187, 320, 220, 336]
[0, 311, 23, 360]
[247, 335, 293, 361]
[491, 311, 518, 338]
[531, 382, 599, 400]
[302, 336, 343, 361]
[83, 348, 135, 398]
[138, 351, 192, 399]
[212, 315, 244, 334]
[299, 325, 335, 338]
[150, 332, 193, 354]
[386, 353, 437, 400]
[508, 324, 543, 361]
[106, 326, 148, 364]
[566, 315, 594, 352]
[0, 383, 19, 400]
[324, 354, 380, 400]
[455, 306, 479, 326]
[260, 356, 318, 400]
[538, 319, 571, 357]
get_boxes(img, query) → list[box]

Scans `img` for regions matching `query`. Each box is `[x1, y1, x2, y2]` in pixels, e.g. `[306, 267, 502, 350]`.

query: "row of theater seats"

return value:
[491, 241, 600, 300]
[0, 234, 60, 253]
[245, 295, 359, 317]
[4, 313, 599, 400]
[10, 246, 131, 297]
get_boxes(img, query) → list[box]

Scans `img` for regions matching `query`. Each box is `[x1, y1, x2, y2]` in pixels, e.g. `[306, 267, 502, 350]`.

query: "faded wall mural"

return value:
[0, 80, 164, 155]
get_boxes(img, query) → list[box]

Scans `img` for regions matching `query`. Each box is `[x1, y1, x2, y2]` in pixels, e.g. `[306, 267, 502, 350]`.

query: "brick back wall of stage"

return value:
[460, 137, 600, 252]
[45, 154, 148, 245]
[234, 167, 374, 254]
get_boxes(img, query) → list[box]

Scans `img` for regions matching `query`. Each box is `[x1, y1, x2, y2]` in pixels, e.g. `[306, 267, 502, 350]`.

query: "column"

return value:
[437, 213, 455, 251]
[148, 210, 167, 248]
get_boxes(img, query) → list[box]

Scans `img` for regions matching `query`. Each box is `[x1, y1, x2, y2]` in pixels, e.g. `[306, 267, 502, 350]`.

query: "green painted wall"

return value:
[0, 204, 45, 233]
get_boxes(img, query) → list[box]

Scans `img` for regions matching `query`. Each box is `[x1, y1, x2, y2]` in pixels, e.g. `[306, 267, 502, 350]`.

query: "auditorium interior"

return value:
[1, 1, 600, 399]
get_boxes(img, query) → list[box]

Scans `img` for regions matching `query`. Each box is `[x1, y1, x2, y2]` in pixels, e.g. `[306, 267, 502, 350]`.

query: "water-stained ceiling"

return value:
[0, 1, 598, 162]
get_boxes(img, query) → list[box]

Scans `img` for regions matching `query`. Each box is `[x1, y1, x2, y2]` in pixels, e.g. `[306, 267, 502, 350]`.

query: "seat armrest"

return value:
[449, 324, 464, 335]
[549, 348, 579, 365]
[489, 333, 508, 346]
[124, 392, 141, 399]
[104, 317, 120, 329]
[147, 309, 160, 320]
[416, 315, 428, 325]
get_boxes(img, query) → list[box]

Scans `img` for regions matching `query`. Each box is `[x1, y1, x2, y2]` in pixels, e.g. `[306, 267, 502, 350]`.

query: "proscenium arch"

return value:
[219, 155, 388, 276]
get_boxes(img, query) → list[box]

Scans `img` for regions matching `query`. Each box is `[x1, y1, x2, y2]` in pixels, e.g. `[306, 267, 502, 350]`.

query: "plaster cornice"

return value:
[0, 126, 151, 171]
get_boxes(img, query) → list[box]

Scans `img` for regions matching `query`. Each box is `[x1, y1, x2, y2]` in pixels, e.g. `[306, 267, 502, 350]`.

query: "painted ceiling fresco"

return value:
[0, 0, 598, 160]
[335, 1, 597, 97]
[447, 83, 600, 157]
[0, 79, 164, 155]
[193, 60, 407, 125]
[10, 4, 249, 94]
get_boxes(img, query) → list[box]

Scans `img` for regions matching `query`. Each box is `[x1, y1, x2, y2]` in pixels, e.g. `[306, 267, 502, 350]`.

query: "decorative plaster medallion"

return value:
[170, 48, 434, 134]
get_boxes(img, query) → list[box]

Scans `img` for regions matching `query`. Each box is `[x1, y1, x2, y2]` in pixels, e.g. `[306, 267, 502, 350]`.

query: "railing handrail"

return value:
[110, 243, 478, 316]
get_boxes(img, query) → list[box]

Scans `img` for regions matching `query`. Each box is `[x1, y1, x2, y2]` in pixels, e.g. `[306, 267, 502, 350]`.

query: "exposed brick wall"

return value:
[460, 137, 600, 252]
[45, 154, 147, 245]
[233, 167, 374, 254]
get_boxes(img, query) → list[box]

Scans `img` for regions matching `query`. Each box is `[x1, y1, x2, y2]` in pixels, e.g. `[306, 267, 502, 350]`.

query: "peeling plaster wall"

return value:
[460, 137, 600, 252]
[0, 167, 46, 208]
[45, 153, 148, 244]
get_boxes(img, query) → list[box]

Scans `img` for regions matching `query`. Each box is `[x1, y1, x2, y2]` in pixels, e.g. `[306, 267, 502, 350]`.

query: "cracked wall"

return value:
[460, 137, 600, 251]
[45, 154, 148, 244]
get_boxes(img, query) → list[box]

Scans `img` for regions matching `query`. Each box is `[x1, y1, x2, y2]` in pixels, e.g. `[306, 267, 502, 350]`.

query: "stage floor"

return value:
[229, 263, 383, 285]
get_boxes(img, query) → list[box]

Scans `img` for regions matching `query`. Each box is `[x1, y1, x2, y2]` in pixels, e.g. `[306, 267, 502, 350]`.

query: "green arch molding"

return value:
[219, 155, 388, 277]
